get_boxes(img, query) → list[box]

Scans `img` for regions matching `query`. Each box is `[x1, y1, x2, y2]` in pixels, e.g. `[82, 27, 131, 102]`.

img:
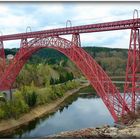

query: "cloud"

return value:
[4, 40, 20, 49]
[68, 3, 140, 48]
[0, 4, 9, 14]
[0, 2, 139, 49]
[38, 3, 64, 14]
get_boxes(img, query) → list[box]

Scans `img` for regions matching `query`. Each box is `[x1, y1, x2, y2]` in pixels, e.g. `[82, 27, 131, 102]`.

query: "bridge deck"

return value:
[0, 18, 140, 41]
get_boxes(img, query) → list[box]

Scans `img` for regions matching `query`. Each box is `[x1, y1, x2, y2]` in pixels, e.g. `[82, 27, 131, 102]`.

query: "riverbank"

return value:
[0, 82, 89, 136]
[46, 118, 140, 138]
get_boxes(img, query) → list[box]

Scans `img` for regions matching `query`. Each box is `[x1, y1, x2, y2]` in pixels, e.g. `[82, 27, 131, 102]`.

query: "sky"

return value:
[0, 2, 140, 49]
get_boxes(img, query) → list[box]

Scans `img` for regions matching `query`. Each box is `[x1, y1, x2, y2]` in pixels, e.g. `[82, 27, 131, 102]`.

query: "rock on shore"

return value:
[46, 119, 140, 138]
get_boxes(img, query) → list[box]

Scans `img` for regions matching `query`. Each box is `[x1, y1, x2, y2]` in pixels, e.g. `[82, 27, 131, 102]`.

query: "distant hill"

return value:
[4, 46, 128, 76]
[4, 46, 128, 61]
[83, 46, 127, 58]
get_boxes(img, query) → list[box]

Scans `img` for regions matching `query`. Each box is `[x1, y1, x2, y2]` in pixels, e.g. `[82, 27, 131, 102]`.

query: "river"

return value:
[5, 86, 114, 138]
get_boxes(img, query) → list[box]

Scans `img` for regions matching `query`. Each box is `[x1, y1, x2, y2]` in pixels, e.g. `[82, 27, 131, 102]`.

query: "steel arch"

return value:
[0, 36, 130, 122]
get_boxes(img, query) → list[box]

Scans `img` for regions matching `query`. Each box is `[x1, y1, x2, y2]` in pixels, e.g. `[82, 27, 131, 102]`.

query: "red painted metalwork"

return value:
[0, 40, 5, 76]
[0, 35, 129, 122]
[0, 18, 140, 41]
[123, 10, 140, 113]
[0, 14, 140, 122]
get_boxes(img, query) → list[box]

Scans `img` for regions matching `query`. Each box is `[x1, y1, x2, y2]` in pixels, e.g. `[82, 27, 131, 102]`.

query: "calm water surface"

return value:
[5, 86, 114, 138]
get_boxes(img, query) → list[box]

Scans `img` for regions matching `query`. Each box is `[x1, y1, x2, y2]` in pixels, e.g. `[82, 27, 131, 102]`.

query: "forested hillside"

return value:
[5, 46, 128, 77]
[84, 47, 128, 76]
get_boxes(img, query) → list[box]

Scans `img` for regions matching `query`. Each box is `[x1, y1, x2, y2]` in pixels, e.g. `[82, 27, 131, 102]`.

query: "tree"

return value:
[21, 86, 38, 107]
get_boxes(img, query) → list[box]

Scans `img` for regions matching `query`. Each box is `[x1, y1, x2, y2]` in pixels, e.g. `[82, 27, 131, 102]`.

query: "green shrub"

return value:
[65, 80, 80, 90]
[0, 80, 81, 121]
[9, 100, 29, 119]
[0, 91, 29, 119]
[53, 85, 64, 97]
[20, 86, 38, 107]
[36, 88, 49, 105]
[0, 108, 5, 119]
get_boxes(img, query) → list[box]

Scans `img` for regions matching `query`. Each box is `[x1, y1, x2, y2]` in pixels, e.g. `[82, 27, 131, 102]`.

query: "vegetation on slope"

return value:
[0, 46, 128, 120]
[0, 80, 80, 120]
